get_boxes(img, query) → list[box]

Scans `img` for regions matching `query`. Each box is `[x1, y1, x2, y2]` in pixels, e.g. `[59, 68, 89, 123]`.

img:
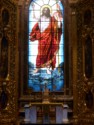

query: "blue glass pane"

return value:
[28, 0, 64, 92]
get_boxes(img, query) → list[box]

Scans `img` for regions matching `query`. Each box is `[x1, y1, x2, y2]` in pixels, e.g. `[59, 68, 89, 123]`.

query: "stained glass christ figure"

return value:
[28, 0, 64, 91]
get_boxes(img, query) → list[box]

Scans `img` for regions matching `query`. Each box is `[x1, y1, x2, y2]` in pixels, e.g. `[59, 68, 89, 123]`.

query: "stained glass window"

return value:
[28, 0, 64, 92]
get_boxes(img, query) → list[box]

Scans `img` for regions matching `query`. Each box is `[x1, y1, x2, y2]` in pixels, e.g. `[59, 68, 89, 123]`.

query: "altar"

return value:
[24, 102, 69, 124]
[24, 87, 69, 124]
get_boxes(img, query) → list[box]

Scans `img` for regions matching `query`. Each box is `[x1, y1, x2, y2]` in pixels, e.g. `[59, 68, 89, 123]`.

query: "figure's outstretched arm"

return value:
[53, 10, 63, 28]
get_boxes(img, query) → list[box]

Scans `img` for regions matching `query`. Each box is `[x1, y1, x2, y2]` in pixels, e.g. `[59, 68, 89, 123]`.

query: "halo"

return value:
[41, 4, 52, 14]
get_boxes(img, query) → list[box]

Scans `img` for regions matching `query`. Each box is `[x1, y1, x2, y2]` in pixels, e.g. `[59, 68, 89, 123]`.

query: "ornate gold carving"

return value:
[0, 0, 17, 124]
[0, 80, 17, 123]
[72, 0, 94, 124]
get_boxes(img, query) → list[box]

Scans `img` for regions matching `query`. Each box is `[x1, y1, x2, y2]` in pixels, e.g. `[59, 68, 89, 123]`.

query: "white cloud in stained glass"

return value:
[32, 0, 44, 6]
[43, 0, 49, 4]
[58, 44, 64, 55]
[29, 3, 40, 11]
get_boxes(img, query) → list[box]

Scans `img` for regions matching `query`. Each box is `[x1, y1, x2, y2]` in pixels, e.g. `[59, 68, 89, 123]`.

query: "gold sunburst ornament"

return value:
[41, 4, 52, 14]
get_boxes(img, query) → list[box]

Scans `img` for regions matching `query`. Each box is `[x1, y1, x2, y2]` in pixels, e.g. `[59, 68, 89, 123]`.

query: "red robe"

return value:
[30, 16, 62, 69]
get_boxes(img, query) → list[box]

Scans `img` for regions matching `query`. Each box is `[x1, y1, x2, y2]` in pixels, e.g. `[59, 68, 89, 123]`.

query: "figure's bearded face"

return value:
[42, 7, 50, 17]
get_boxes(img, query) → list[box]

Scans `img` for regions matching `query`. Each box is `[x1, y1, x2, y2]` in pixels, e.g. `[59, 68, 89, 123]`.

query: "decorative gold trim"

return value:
[72, 0, 94, 124]
[0, 0, 17, 124]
